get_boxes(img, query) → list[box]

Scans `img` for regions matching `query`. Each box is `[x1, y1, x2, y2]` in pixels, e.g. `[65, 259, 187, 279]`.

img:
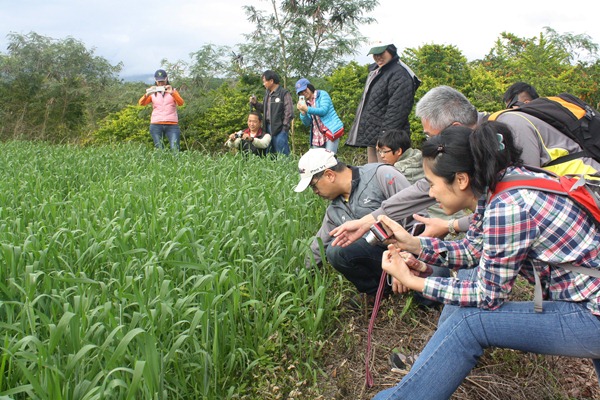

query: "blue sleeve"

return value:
[299, 112, 312, 127]
[307, 91, 332, 117]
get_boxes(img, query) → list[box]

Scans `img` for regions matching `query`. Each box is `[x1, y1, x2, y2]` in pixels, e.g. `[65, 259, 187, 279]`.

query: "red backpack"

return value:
[490, 167, 600, 312]
[491, 168, 600, 228]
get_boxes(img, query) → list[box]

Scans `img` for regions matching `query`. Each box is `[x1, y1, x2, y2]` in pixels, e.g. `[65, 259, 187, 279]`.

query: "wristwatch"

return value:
[448, 218, 457, 235]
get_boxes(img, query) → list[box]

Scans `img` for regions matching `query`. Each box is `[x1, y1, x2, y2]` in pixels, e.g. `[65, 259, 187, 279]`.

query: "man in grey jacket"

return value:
[295, 148, 419, 299]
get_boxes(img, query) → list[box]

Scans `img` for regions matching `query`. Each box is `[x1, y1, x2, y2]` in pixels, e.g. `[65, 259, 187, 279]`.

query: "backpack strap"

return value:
[492, 172, 600, 312]
[544, 150, 588, 166]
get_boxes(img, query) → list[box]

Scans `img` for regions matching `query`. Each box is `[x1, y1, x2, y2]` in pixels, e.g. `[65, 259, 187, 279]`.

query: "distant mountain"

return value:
[121, 74, 153, 84]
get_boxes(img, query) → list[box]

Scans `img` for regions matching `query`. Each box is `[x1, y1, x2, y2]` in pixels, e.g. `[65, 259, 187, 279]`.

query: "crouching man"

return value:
[295, 149, 422, 305]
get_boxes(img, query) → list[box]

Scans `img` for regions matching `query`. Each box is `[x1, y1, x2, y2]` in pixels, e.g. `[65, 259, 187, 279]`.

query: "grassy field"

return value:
[1, 141, 598, 400]
[0, 142, 346, 399]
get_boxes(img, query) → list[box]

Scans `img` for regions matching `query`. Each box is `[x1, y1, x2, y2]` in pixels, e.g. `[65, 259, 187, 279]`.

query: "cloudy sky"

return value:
[2, 0, 600, 80]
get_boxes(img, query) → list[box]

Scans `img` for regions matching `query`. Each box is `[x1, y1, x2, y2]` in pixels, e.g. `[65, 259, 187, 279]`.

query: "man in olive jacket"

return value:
[346, 41, 420, 163]
[250, 70, 294, 155]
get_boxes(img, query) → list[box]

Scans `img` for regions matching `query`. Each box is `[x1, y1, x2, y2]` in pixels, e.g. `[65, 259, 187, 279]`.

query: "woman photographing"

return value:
[372, 122, 600, 399]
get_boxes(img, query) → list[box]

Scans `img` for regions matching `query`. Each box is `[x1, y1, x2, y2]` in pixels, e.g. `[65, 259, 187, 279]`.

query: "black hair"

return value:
[377, 129, 412, 153]
[422, 125, 475, 191]
[503, 82, 539, 107]
[262, 70, 280, 84]
[386, 44, 398, 58]
[422, 122, 523, 197]
[470, 121, 523, 194]
[249, 111, 262, 121]
[306, 83, 316, 93]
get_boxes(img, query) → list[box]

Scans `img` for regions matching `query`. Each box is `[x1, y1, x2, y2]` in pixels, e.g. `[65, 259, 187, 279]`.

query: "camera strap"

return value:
[365, 270, 388, 388]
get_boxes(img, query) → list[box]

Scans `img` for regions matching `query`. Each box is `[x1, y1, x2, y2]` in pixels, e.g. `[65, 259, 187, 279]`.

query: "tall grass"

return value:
[0, 142, 342, 399]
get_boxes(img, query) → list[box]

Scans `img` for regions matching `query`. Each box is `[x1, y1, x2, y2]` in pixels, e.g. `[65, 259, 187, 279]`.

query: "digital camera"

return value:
[234, 130, 244, 139]
[146, 86, 166, 95]
[365, 222, 391, 245]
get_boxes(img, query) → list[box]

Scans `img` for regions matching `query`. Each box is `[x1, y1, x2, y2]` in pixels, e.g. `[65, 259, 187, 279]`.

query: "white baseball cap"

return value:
[294, 149, 338, 192]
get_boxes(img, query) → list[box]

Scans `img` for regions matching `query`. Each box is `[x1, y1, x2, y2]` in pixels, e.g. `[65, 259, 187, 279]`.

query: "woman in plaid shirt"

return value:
[372, 121, 600, 400]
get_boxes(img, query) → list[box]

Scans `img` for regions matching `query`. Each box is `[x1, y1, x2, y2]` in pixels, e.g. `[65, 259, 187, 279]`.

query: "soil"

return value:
[313, 293, 600, 400]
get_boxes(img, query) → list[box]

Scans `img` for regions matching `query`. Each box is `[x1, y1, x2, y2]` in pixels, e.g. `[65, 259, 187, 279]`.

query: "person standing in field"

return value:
[345, 40, 420, 163]
[249, 70, 294, 156]
[138, 69, 184, 151]
[295, 78, 344, 154]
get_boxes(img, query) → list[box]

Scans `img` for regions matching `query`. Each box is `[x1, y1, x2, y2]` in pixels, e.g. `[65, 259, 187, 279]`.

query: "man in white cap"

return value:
[295, 148, 419, 305]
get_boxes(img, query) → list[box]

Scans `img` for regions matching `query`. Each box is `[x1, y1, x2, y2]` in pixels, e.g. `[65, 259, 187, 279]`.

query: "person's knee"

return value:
[325, 245, 344, 270]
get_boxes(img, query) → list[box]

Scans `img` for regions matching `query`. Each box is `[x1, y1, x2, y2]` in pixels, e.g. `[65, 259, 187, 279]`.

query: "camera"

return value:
[146, 86, 166, 95]
[234, 130, 244, 139]
[365, 222, 391, 245]
[299, 95, 305, 103]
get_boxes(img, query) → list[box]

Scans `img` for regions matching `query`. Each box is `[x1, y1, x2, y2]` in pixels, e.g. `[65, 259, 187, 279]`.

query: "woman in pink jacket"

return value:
[138, 69, 184, 151]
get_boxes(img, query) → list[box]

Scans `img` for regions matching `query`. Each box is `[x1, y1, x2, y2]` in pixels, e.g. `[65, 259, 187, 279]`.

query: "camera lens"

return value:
[365, 231, 378, 245]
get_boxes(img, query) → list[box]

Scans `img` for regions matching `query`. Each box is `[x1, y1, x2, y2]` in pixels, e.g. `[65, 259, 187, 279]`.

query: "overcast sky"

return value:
[2, 0, 600, 81]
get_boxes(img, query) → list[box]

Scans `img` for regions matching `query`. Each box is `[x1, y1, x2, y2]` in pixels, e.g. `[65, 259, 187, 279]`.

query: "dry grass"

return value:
[313, 283, 600, 400]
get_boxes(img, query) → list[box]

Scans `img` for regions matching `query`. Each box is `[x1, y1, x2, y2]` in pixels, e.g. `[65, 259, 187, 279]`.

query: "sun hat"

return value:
[367, 40, 395, 55]
[294, 149, 338, 192]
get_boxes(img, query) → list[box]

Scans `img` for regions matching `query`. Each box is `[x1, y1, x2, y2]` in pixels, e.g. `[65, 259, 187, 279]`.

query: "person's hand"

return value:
[297, 101, 308, 113]
[398, 251, 433, 278]
[228, 133, 237, 141]
[165, 85, 173, 93]
[330, 214, 375, 247]
[377, 215, 416, 247]
[413, 214, 450, 238]
[382, 249, 424, 293]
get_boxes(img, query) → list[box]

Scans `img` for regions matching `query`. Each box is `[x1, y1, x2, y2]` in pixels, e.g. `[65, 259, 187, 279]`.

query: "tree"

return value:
[403, 44, 471, 91]
[239, 0, 377, 86]
[0, 32, 122, 142]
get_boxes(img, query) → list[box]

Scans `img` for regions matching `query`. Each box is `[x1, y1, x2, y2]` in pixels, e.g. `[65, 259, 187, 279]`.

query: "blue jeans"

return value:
[312, 138, 340, 154]
[372, 301, 600, 400]
[149, 124, 180, 151]
[326, 239, 386, 295]
[267, 123, 290, 155]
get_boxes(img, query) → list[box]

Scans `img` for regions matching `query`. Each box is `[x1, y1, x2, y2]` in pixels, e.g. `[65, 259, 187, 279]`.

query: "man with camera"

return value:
[295, 148, 423, 306]
[224, 111, 271, 156]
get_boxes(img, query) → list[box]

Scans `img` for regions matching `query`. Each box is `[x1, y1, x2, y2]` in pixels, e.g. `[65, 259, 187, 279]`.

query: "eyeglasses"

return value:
[424, 123, 456, 139]
[309, 175, 323, 190]
[377, 149, 393, 156]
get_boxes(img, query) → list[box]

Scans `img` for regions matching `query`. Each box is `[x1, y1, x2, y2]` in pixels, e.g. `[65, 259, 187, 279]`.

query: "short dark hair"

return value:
[262, 70, 280, 84]
[377, 129, 412, 153]
[306, 83, 316, 93]
[249, 111, 262, 121]
[503, 82, 539, 107]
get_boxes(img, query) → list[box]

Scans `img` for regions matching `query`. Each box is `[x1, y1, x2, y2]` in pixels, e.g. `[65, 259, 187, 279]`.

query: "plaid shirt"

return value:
[420, 166, 600, 315]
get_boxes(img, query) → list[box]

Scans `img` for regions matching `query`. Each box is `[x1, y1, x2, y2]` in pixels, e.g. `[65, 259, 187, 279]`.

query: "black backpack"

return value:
[489, 93, 600, 166]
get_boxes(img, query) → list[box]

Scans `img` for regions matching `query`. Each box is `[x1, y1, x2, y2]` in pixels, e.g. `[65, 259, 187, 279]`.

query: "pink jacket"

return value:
[139, 90, 184, 124]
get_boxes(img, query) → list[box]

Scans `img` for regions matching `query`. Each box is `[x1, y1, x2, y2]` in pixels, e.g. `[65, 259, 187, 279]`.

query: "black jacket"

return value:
[346, 56, 417, 147]
[252, 85, 293, 137]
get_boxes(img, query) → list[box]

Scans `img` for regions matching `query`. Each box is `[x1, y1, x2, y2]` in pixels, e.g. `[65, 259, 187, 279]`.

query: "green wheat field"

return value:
[0, 142, 343, 399]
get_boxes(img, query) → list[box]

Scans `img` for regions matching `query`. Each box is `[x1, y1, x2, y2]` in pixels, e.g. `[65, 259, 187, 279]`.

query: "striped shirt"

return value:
[420, 166, 600, 315]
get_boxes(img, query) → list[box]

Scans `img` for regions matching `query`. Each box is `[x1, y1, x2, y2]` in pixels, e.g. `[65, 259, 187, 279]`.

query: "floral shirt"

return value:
[419, 166, 600, 315]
